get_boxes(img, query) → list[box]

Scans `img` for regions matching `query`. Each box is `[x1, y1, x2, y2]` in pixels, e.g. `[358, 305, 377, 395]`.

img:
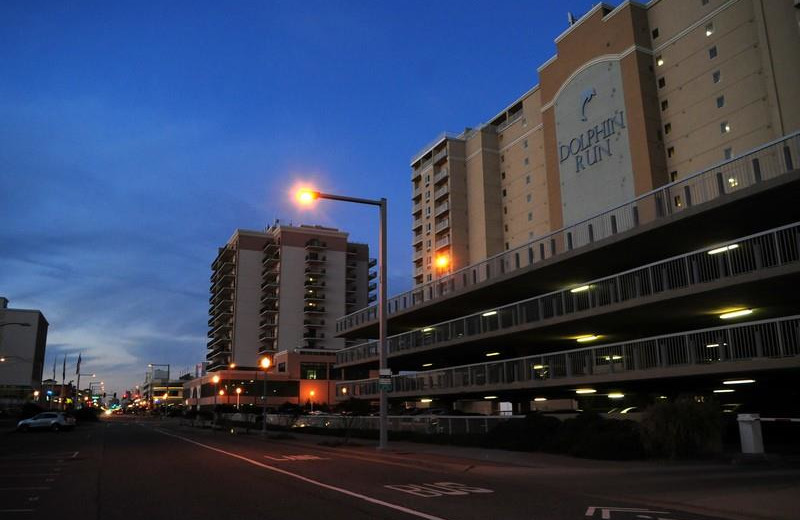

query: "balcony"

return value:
[412, 202, 423, 215]
[412, 186, 422, 198]
[262, 254, 280, 267]
[304, 319, 325, 328]
[435, 218, 450, 234]
[434, 184, 449, 201]
[413, 249, 424, 261]
[305, 267, 327, 276]
[305, 240, 327, 251]
[260, 305, 279, 317]
[305, 254, 326, 264]
[336, 315, 800, 399]
[433, 148, 448, 165]
[304, 278, 325, 288]
[304, 291, 326, 302]
[412, 218, 423, 231]
[207, 311, 232, 327]
[369, 258, 377, 268]
[435, 235, 450, 250]
[433, 169, 448, 185]
[260, 292, 278, 304]
[413, 233, 423, 245]
[304, 305, 326, 314]
[258, 331, 277, 342]
[434, 202, 449, 217]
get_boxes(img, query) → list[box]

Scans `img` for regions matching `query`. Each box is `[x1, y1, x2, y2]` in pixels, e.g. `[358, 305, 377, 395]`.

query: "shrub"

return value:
[546, 413, 644, 460]
[483, 413, 561, 451]
[640, 398, 722, 459]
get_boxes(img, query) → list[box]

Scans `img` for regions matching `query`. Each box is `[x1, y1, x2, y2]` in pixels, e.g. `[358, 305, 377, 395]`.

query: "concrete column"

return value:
[737, 414, 764, 454]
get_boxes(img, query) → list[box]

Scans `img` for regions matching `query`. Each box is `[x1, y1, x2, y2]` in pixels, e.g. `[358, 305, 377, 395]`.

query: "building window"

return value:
[426, 256, 431, 264]
[425, 207, 431, 216]
[656, 55, 664, 67]
[426, 239, 431, 248]
[300, 363, 328, 380]
[425, 174, 430, 184]
[664, 123, 671, 135]
[658, 77, 666, 89]
[501, 171, 506, 179]
[526, 193, 532, 203]
[278, 362, 286, 373]
[702, 0, 709, 5]
[674, 195, 683, 208]
[716, 95, 725, 108]
[528, 212, 533, 221]
[705, 22, 714, 37]
[720, 121, 730, 134]
[667, 146, 675, 158]
[523, 139, 528, 149]
[505, 242, 509, 250]
[503, 206, 507, 214]
[502, 188, 507, 197]
[427, 274, 432, 281]
[670, 171, 678, 182]
[500, 155, 505, 163]
[652, 28, 659, 39]
[524, 157, 529, 166]
[504, 224, 508, 232]
[661, 99, 669, 111]
[724, 147, 733, 160]
[709, 46, 718, 59]
[525, 175, 531, 184]
[426, 223, 431, 232]
[712, 70, 721, 83]
[425, 190, 430, 200]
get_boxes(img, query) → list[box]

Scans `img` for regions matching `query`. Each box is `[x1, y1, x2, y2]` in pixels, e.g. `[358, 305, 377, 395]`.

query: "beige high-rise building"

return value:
[207, 224, 373, 371]
[411, 0, 800, 286]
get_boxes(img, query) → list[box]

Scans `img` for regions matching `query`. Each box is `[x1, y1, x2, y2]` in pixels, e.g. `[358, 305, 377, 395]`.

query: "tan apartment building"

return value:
[207, 223, 374, 371]
[410, 0, 800, 286]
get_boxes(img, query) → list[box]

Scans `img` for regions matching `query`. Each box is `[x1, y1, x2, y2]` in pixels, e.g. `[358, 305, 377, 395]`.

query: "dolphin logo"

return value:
[580, 87, 596, 122]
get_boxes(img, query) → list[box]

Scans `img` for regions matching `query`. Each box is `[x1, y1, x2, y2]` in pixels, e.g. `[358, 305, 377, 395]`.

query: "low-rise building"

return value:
[0, 297, 48, 410]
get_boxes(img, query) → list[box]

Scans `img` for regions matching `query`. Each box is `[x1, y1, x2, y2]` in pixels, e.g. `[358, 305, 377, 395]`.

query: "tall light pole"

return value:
[235, 387, 242, 410]
[260, 357, 271, 433]
[296, 188, 389, 450]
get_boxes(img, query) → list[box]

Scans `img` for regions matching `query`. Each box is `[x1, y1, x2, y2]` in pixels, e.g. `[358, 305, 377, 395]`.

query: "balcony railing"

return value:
[434, 201, 449, 217]
[336, 315, 800, 399]
[433, 169, 449, 185]
[435, 235, 450, 250]
[338, 131, 800, 335]
[434, 184, 449, 200]
[336, 221, 800, 366]
[435, 218, 450, 234]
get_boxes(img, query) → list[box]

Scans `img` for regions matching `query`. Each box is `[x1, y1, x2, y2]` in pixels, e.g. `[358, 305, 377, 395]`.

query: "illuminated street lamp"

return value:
[235, 387, 242, 410]
[295, 186, 389, 450]
[260, 357, 271, 433]
[309, 389, 316, 413]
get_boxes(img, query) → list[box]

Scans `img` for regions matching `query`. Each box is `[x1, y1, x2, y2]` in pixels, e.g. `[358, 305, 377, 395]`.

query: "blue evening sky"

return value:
[1, 0, 600, 394]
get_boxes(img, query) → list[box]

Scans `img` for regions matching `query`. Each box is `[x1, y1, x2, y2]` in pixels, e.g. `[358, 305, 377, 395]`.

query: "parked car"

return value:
[17, 412, 76, 432]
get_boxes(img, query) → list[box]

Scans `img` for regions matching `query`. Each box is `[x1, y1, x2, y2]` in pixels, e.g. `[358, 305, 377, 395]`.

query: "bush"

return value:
[483, 412, 561, 451]
[546, 413, 644, 460]
[640, 398, 722, 459]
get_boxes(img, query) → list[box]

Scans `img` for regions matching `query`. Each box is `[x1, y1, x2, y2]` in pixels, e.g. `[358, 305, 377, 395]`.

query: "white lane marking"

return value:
[385, 482, 493, 498]
[264, 454, 331, 461]
[154, 429, 449, 520]
[586, 507, 672, 519]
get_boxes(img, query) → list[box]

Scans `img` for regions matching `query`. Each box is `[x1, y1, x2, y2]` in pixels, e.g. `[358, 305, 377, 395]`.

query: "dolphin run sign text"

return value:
[559, 109, 626, 174]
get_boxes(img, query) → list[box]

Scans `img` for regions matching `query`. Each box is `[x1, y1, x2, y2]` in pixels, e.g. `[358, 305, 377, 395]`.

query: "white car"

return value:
[17, 412, 76, 432]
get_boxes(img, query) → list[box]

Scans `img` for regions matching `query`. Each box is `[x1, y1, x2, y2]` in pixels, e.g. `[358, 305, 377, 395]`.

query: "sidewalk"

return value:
[272, 430, 800, 520]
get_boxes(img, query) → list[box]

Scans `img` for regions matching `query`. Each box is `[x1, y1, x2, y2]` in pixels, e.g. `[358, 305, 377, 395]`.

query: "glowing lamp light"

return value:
[212, 375, 220, 384]
[483, 396, 498, 400]
[219, 389, 225, 396]
[235, 387, 242, 395]
[576, 335, 600, 343]
[608, 392, 625, 399]
[713, 389, 735, 393]
[296, 188, 320, 205]
[260, 357, 272, 369]
[422, 363, 433, 368]
[534, 397, 547, 402]
[719, 309, 753, 320]
[575, 388, 596, 394]
[481, 310, 498, 317]
[485, 352, 500, 357]
[435, 254, 450, 268]
[533, 364, 545, 370]
[723, 379, 755, 385]
[341, 387, 348, 394]
[708, 243, 739, 255]
[570, 285, 591, 293]
[420, 398, 433, 403]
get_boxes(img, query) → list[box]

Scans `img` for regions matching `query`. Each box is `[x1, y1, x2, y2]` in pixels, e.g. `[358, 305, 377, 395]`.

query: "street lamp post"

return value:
[235, 387, 242, 410]
[309, 390, 316, 413]
[260, 357, 271, 434]
[297, 188, 389, 450]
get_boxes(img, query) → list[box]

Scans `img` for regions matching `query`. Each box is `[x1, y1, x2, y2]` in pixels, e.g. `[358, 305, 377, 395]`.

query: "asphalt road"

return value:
[1, 416, 796, 520]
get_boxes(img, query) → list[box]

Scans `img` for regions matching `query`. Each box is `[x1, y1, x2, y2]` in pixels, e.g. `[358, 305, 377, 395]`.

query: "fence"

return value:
[338, 131, 800, 336]
[337, 221, 800, 366]
[337, 315, 800, 399]
[266, 413, 522, 436]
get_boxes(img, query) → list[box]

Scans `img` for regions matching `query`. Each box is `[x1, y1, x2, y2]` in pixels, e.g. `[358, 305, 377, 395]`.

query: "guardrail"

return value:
[267, 413, 522, 435]
[338, 131, 800, 336]
[336, 221, 800, 367]
[336, 315, 800, 399]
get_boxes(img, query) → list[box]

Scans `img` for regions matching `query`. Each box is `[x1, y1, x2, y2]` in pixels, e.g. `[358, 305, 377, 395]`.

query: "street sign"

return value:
[379, 369, 392, 390]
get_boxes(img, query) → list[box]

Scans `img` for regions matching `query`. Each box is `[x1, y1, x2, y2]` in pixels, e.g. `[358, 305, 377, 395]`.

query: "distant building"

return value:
[0, 297, 48, 409]
[207, 223, 374, 371]
[185, 348, 338, 410]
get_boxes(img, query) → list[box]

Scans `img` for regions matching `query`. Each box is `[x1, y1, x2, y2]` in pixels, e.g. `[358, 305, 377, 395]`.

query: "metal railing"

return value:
[264, 413, 522, 435]
[336, 221, 800, 366]
[338, 131, 800, 335]
[337, 315, 800, 399]
[411, 132, 461, 166]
